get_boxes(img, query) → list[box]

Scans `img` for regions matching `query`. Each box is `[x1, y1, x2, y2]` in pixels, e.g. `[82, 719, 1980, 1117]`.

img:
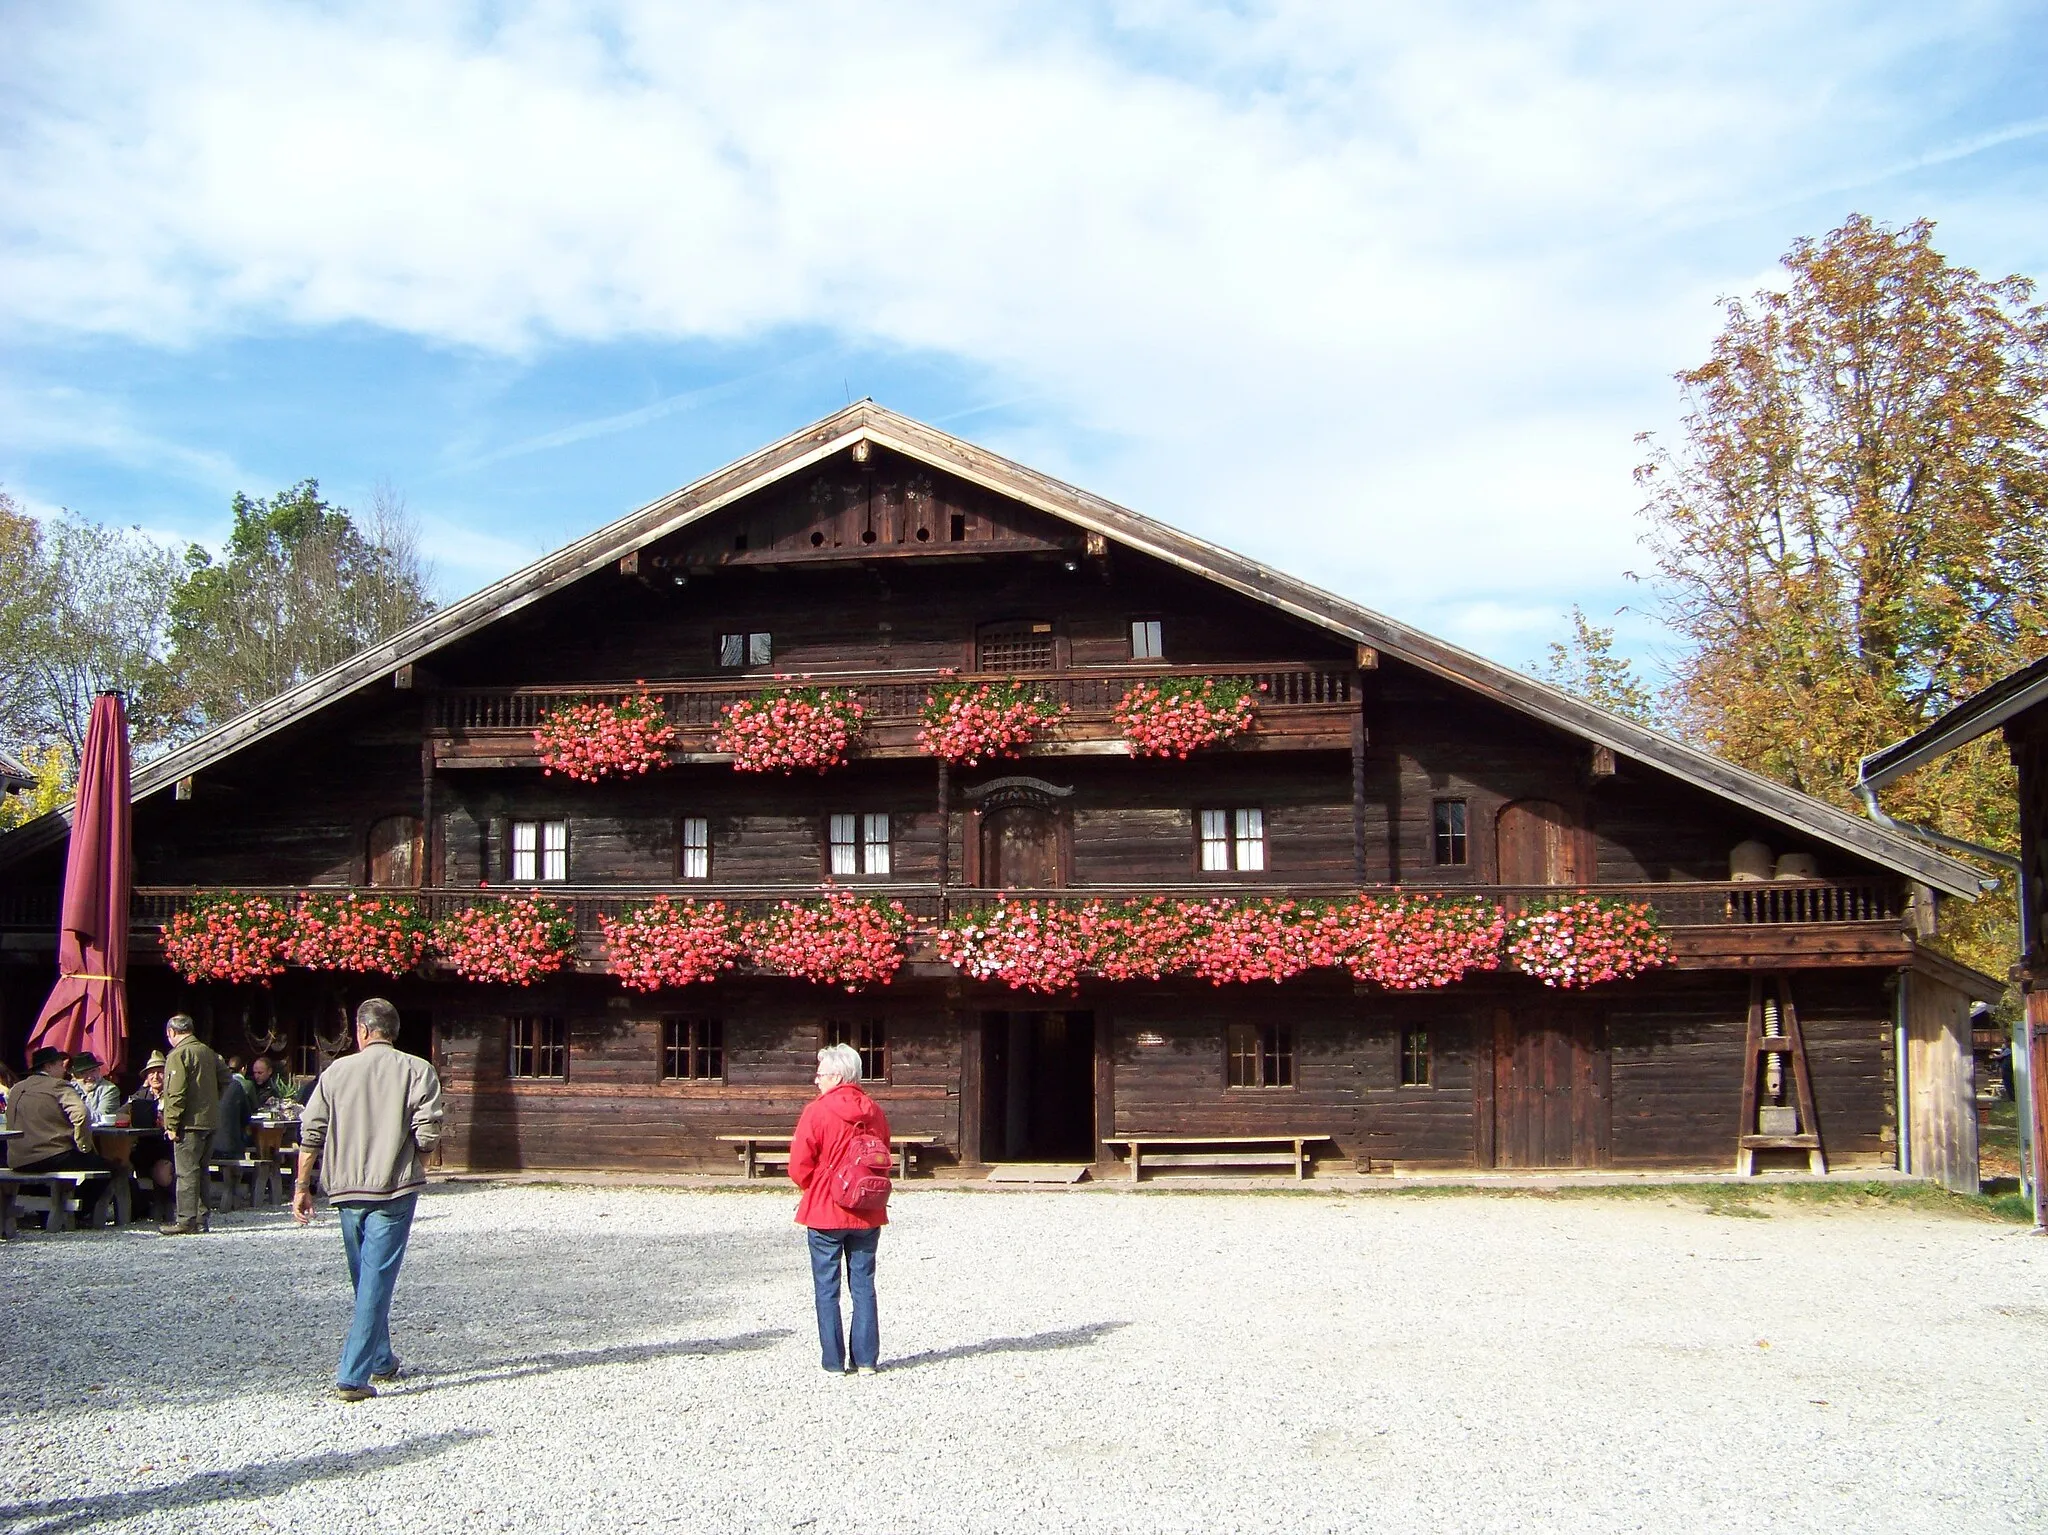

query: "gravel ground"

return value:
[3, 1183, 2044, 1534]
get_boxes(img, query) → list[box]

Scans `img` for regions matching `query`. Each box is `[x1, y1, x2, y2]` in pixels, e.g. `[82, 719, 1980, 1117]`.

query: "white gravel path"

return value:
[3, 1183, 2044, 1534]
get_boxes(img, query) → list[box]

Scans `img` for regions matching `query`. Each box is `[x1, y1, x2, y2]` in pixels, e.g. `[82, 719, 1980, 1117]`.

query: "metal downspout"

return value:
[1854, 784, 2016, 885]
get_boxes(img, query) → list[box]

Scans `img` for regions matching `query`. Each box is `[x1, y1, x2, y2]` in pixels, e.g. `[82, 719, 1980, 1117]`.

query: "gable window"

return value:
[1433, 800, 1469, 866]
[829, 813, 892, 877]
[663, 1017, 724, 1081]
[826, 1019, 889, 1081]
[1130, 619, 1164, 661]
[719, 632, 773, 668]
[511, 820, 568, 883]
[509, 1015, 567, 1080]
[978, 622, 1056, 672]
[1198, 808, 1266, 873]
[679, 816, 711, 880]
[1226, 1023, 1293, 1089]
[1400, 1028, 1432, 1087]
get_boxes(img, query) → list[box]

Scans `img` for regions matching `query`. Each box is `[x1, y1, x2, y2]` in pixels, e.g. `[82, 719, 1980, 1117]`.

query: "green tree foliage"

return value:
[1638, 215, 2048, 983]
[1536, 607, 1660, 727]
[166, 479, 434, 727]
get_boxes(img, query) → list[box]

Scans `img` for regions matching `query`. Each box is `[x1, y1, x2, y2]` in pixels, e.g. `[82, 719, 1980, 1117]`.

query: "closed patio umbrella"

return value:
[28, 692, 132, 1072]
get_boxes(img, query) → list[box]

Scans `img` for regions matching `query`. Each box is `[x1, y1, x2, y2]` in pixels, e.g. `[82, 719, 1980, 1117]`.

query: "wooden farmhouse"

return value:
[1863, 655, 2048, 1216]
[0, 405, 1996, 1184]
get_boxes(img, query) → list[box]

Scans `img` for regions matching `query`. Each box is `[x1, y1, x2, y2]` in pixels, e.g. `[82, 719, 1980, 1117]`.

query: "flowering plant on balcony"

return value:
[718, 687, 865, 774]
[433, 897, 578, 985]
[1337, 895, 1505, 991]
[743, 890, 908, 991]
[534, 686, 678, 782]
[1182, 898, 1344, 986]
[289, 892, 430, 976]
[938, 898, 1089, 993]
[1505, 896, 1670, 988]
[1114, 676, 1264, 758]
[160, 892, 293, 984]
[599, 897, 741, 992]
[1075, 897, 1205, 981]
[918, 679, 1069, 766]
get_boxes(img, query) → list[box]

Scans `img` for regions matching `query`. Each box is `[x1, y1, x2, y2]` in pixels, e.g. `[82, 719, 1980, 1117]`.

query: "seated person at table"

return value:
[212, 1065, 254, 1158]
[248, 1055, 303, 1113]
[124, 1051, 175, 1203]
[6, 1047, 114, 1180]
[68, 1054, 124, 1124]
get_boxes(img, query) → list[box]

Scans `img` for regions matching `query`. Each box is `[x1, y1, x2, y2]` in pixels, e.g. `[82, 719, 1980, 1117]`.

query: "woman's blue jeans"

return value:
[807, 1227, 881, 1371]
[336, 1193, 418, 1388]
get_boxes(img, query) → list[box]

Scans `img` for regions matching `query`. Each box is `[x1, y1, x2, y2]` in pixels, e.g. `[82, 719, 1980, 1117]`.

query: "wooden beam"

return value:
[1589, 744, 1617, 779]
[174, 776, 194, 802]
[1355, 644, 1379, 670]
[617, 550, 640, 576]
[1350, 699, 1368, 885]
[393, 663, 415, 690]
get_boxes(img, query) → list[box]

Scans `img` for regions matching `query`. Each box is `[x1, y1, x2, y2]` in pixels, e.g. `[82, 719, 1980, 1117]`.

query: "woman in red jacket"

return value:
[789, 1042, 892, 1374]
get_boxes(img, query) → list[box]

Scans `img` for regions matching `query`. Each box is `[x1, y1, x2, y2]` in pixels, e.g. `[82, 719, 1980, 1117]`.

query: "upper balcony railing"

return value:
[0, 877, 1907, 939]
[425, 662, 1359, 762]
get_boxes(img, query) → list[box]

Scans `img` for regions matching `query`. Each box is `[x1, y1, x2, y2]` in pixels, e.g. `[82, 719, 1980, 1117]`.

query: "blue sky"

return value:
[3, 1, 2045, 683]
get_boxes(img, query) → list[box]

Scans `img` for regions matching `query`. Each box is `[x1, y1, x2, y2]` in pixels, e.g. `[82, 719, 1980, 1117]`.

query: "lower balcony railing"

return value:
[0, 877, 1906, 938]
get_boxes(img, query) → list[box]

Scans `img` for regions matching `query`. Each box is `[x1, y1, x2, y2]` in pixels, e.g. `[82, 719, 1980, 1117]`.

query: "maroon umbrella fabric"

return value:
[28, 693, 132, 1072]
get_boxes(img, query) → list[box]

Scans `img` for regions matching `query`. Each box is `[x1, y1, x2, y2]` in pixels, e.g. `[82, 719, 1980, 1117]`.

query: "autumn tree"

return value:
[1638, 214, 2048, 976]
[166, 479, 434, 728]
[1536, 606, 1659, 726]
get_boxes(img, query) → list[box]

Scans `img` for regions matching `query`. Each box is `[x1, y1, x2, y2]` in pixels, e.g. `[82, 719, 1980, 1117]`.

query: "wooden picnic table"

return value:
[1103, 1133, 1334, 1182]
[716, 1133, 939, 1181]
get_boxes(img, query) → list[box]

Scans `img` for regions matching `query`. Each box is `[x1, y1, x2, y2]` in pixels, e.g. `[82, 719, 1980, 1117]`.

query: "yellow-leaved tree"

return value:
[1638, 214, 2048, 985]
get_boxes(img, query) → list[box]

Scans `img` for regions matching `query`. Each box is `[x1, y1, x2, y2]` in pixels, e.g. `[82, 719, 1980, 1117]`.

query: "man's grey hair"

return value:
[816, 1042, 863, 1088]
[165, 1013, 196, 1038]
[356, 997, 401, 1041]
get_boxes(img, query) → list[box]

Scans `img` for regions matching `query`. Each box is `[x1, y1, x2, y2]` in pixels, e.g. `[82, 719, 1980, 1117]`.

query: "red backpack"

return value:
[830, 1117, 894, 1213]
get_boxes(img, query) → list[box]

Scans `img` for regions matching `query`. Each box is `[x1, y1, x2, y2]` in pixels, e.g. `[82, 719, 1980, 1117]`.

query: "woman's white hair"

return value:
[816, 1042, 863, 1088]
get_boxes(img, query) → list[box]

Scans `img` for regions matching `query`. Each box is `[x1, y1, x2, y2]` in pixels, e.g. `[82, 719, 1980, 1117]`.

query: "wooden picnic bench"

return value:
[1103, 1134, 1334, 1182]
[0, 1169, 114, 1236]
[716, 1134, 939, 1181]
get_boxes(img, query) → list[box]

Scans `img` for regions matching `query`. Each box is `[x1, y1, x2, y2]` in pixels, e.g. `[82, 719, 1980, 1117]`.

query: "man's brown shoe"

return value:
[331, 1385, 377, 1403]
[157, 1221, 202, 1236]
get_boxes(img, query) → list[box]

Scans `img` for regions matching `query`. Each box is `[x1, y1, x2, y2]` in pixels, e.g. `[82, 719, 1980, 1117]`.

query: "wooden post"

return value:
[935, 758, 951, 903]
[2031, 986, 2048, 1229]
[1093, 1009, 1115, 1167]
[419, 730, 440, 887]
[1350, 697, 1368, 886]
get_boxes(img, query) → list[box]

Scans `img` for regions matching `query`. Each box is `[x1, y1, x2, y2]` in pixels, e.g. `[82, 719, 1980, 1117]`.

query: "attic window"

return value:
[979, 623, 1056, 672]
[720, 633, 772, 668]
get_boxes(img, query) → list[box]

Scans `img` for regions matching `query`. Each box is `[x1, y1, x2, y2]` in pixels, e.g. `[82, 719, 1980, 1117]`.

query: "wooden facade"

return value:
[0, 405, 1996, 1181]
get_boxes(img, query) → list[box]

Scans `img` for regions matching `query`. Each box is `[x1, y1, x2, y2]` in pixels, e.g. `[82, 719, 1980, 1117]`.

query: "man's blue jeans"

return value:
[336, 1193, 418, 1388]
[807, 1227, 880, 1371]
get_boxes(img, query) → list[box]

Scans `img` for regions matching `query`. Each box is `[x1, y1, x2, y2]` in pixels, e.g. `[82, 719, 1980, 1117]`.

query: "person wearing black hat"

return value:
[68, 1054, 123, 1124]
[7, 1047, 114, 1181]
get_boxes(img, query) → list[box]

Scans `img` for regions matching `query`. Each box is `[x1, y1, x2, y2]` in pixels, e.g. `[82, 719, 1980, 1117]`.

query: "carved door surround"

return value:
[962, 776, 1074, 889]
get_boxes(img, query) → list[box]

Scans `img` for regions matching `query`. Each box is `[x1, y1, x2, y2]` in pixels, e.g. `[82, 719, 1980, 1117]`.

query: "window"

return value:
[826, 1019, 888, 1081]
[978, 622, 1056, 671]
[1400, 1028, 1432, 1087]
[508, 1015, 567, 1079]
[663, 1017, 724, 1081]
[1432, 799, 1469, 866]
[719, 632, 772, 668]
[511, 820, 568, 882]
[1198, 808, 1266, 873]
[679, 816, 710, 880]
[1227, 1024, 1293, 1088]
[1130, 619, 1163, 661]
[829, 813, 891, 877]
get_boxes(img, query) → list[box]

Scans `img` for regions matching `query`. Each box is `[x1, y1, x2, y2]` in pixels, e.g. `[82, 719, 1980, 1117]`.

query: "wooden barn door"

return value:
[1491, 1008, 1610, 1168]
[981, 806, 1063, 889]
[1496, 800, 1587, 885]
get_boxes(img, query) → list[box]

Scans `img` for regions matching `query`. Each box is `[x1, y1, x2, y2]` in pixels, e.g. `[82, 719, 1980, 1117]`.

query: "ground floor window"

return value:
[1401, 1027, 1432, 1087]
[662, 1017, 724, 1081]
[826, 1019, 889, 1081]
[1226, 1023, 1293, 1088]
[508, 1015, 567, 1079]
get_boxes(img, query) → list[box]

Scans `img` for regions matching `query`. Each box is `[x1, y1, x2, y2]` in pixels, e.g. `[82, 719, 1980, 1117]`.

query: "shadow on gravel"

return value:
[396, 1327, 795, 1394]
[0, 1429, 486, 1535]
[885, 1320, 1130, 1371]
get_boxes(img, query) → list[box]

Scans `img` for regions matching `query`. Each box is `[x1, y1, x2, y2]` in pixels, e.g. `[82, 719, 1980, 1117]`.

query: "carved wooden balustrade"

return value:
[424, 662, 1359, 765]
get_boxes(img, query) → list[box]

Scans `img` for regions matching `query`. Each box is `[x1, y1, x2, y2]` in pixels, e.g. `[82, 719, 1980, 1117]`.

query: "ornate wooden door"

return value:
[982, 805, 1061, 889]
[366, 815, 424, 886]
[1496, 799, 1585, 885]
[1492, 1009, 1610, 1168]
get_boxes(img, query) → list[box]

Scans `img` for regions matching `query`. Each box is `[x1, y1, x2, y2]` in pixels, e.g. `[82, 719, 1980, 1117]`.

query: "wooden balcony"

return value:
[423, 662, 1359, 768]
[0, 879, 1909, 974]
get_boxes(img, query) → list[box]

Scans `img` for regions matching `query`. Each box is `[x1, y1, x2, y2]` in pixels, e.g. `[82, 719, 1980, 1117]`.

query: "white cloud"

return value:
[1, 0, 2039, 666]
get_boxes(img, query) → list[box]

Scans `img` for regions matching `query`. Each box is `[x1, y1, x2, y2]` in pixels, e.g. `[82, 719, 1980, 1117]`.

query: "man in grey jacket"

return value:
[293, 997, 443, 1403]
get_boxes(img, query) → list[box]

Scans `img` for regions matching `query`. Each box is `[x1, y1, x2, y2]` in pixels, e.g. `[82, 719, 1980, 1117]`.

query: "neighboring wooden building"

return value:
[1863, 654, 2048, 1218]
[0, 748, 32, 803]
[0, 405, 1995, 1181]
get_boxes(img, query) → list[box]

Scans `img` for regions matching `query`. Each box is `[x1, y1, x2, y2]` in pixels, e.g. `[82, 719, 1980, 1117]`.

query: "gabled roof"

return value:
[1860, 652, 2048, 791]
[0, 747, 33, 796]
[0, 402, 1984, 896]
